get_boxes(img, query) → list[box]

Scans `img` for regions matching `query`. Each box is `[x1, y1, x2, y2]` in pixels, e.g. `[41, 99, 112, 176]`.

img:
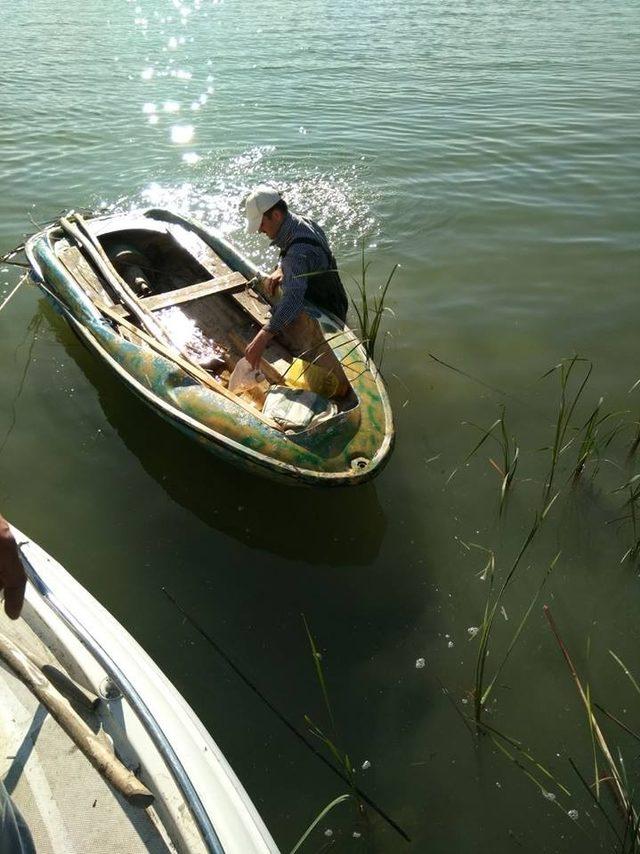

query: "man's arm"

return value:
[0, 515, 26, 620]
[245, 327, 275, 370]
[245, 256, 304, 369]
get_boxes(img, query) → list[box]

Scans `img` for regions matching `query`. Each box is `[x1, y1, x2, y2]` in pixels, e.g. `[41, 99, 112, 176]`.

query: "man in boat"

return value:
[243, 185, 351, 397]
[0, 513, 36, 854]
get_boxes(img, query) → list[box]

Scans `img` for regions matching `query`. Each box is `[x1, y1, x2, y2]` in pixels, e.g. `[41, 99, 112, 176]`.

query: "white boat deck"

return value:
[0, 528, 280, 854]
[0, 612, 173, 853]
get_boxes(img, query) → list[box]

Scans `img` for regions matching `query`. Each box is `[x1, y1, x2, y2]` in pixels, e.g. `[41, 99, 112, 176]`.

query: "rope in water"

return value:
[0, 276, 27, 315]
[162, 586, 411, 843]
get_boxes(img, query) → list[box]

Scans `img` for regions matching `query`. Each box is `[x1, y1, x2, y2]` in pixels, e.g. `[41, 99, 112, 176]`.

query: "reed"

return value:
[298, 615, 368, 847]
[571, 398, 627, 483]
[471, 515, 552, 724]
[544, 606, 640, 847]
[475, 718, 571, 800]
[349, 240, 398, 365]
[611, 476, 640, 563]
[457, 405, 519, 512]
[540, 356, 593, 504]
[630, 422, 640, 460]
[289, 794, 353, 854]
[291, 617, 409, 847]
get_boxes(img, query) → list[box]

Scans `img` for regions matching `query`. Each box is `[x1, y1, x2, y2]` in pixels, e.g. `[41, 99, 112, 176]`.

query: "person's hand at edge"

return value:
[0, 515, 26, 620]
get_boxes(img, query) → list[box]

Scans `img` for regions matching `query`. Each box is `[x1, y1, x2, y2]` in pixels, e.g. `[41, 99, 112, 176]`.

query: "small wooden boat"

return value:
[1, 525, 279, 853]
[25, 209, 394, 485]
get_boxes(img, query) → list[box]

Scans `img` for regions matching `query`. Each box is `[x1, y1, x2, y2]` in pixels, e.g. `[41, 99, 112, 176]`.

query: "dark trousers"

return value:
[0, 779, 35, 854]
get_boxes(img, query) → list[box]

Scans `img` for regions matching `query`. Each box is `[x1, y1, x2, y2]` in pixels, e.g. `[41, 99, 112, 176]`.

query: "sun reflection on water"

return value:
[119, 0, 377, 259]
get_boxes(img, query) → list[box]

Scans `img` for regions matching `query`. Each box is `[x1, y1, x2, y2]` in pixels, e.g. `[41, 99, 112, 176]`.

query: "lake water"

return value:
[2, 1, 639, 851]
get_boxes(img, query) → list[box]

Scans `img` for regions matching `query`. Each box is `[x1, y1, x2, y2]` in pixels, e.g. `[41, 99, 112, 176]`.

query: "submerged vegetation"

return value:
[290, 617, 408, 851]
[436, 353, 640, 847]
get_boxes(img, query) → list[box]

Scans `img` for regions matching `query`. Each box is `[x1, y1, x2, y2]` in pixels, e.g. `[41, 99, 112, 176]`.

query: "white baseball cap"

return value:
[245, 184, 282, 233]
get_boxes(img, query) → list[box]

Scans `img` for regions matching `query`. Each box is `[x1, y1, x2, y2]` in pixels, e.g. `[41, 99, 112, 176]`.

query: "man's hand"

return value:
[263, 267, 283, 297]
[245, 328, 274, 370]
[0, 517, 26, 620]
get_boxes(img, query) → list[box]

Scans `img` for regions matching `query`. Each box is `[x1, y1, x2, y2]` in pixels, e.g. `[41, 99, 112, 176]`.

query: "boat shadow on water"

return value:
[43, 300, 387, 566]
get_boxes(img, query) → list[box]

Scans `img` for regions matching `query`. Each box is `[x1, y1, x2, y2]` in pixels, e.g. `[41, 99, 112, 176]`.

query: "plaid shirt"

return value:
[265, 212, 333, 333]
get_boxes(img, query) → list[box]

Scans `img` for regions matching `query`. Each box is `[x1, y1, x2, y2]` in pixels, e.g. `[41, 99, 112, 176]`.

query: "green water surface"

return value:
[1, 1, 639, 851]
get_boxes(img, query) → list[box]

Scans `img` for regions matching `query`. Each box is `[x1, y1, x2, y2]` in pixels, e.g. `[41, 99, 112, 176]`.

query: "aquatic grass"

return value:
[569, 758, 627, 849]
[491, 733, 569, 805]
[471, 515, 548, 724]
[585, 682, 601, 801]
[161, 591, 408, 844]
[479, 551, 558, 715]
[300, 616, 371, 842]
[609, 651, 640, 698]
[294, 616, 411, 845]
[289, 794, 353, 854]
[545, 619, 640, 850]
[610, 476, 640, 563]
[630, 421, 640, 461]
[303, 615, 336, 734]
[348, 239, 398, 365]
[594, 703, 640, 745]
[540, 356, 593, 504]
[475, 718, 572, 799]
[571, 399, 628, 483]
[454, 405, 519, 512]
[427, 352, 508, 396]
[629, 379, 640, 457]
[544, 606, 635, 822]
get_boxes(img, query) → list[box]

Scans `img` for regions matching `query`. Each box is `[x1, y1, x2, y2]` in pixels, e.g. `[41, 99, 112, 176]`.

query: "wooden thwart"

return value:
[109, 271, 248, 317]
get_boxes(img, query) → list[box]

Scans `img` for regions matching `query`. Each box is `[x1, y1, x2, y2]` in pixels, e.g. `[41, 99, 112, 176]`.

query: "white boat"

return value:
[0, 526, 280, 853]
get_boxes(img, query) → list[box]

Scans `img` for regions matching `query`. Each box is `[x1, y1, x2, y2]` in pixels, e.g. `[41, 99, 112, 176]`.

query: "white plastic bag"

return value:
[262, 386, 337, 430]
[228, 357, 265, 393]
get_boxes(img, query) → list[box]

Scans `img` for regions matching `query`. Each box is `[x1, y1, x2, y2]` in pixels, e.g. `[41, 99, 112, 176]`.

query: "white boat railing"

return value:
[18, 545, 226, 854]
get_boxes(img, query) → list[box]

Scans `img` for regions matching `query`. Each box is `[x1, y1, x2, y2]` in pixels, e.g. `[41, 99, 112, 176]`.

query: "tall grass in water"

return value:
[540, 355, 630, 497]
[630, 378, 640, 458]
[287, 617, 365, 852]
[541, 356, 593, 503]
[349, 240, 398, 365]
[544, 607, 640, 851]
[458, 405, 519, 513]
[290, 617, 410, 849]
[608, 475, 640, 564]
[571, 398, 628, 483]
[469, 517, 557, 725]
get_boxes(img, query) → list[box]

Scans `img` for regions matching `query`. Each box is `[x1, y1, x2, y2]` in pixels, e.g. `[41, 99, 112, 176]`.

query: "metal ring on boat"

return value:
[350, 456, 370, 471]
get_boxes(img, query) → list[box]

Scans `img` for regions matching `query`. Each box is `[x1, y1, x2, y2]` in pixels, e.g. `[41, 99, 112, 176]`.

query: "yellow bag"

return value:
[285, 358, 339, 398]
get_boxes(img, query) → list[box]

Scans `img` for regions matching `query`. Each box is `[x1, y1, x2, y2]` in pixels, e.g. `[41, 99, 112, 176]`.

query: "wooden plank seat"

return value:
[108, 271, 247, 317]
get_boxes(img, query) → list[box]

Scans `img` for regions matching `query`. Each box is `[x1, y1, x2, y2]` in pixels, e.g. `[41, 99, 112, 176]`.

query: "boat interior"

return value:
[50, 215, 359, 430]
